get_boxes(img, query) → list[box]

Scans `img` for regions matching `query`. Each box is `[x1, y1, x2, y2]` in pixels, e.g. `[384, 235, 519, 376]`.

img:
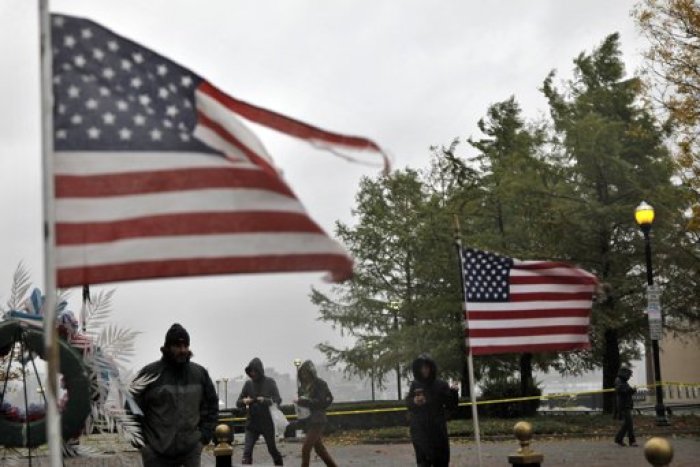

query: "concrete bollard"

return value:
[213, 423, 234, 467]
[507, 421, 544, 467]
[644, 437, 674, 466]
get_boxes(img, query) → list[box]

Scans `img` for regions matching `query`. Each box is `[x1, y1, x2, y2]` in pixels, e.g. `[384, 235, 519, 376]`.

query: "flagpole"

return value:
[453, 215, 483, 467]
[39, 0, 63, 465]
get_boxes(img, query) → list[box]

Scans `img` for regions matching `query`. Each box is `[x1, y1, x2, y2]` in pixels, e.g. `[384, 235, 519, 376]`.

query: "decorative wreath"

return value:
[0, 264, 150, 456]
[0, 320, 91, 448]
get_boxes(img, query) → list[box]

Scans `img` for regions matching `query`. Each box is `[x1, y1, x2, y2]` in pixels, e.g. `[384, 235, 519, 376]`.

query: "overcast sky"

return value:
[0, 0, 646, 385]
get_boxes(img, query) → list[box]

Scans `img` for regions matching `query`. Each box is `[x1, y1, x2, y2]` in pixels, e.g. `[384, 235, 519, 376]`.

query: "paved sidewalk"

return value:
[6, 437, 699, 466]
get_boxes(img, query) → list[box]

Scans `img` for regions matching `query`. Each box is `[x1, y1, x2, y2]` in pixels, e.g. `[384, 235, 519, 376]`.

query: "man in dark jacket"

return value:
[295, 360, 337, 467]
[407, 354, 459, 467]
[133, 323, 219, 467]
[236, 358, 284, 465]
[614, 364, 638, 447]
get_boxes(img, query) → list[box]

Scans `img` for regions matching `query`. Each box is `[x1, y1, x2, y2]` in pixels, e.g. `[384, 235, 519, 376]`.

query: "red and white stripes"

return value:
[465, 261, 598, 356]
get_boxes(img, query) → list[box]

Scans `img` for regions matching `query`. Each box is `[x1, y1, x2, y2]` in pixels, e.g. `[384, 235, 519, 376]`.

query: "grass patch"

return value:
[326, 414, 700, 444]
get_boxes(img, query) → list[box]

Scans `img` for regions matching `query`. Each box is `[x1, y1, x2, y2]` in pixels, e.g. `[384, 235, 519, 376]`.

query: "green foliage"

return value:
[478, 379, 542, 418]
[314, 33, 698, 408]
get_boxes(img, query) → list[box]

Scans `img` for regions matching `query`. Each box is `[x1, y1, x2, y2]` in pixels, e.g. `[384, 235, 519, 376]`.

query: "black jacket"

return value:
[236, 358, 282, 432]
[615, 368, 636, 413]
[406, 355, 458, 467]
[133, 356, 219, 457]
[296, 360, 333, 425]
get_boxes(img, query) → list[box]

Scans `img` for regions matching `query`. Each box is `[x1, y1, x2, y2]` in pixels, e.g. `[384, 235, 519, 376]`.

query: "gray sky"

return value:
[0, 0, 645, 384]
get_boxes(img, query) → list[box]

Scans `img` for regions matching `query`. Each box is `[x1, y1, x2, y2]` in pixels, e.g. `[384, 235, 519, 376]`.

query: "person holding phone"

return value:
[406, 354, 459, 467]
[236, 358, 284, 465]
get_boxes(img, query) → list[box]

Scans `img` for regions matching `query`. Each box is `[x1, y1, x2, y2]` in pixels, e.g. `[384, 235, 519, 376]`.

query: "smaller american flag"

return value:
[459, 247, 598, 356]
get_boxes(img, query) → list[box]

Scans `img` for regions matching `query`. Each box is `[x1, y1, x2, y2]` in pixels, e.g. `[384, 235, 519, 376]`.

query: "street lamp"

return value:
[389, 301, 402, 400]
[635, 201, 669, 426]
[222, 378, 229, 409]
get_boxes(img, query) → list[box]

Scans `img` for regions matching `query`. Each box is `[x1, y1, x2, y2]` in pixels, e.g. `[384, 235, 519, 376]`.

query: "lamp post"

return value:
[293, 358, 302, 388]
[222, 378, 229, 409]
[635, 201, 669, 426]
[389, 301, 402, 400]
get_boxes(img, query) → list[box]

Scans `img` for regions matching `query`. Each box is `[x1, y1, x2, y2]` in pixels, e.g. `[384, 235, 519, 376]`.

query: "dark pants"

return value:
[242, 428, 283, 465]
[301, 424, 337, 467]
[410, 422, 450, 467]
[615, 410, 636, 444]
[141, 444, 202, 467]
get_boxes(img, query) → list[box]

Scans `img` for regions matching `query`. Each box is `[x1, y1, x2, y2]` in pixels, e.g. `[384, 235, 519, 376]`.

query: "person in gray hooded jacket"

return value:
[236, 357, 284, 465]
[133, 323, 219, 467]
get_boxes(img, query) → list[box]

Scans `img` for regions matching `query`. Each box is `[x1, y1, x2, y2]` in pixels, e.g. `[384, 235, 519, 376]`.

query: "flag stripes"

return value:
[50, 14, 383, 286]
[460, 248, 597, 356]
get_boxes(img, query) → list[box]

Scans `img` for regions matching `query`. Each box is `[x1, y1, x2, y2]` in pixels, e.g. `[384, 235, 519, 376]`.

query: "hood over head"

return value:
[298, 360, 317, 382]
[618, 364, 633, 380]
[412, 354, 437, 383]
[245, 358, 265, 380]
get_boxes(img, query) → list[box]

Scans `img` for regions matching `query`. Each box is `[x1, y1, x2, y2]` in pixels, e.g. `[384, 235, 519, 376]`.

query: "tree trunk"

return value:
[519, 353, 534, 415]
[519, 353, 533, 394]
[602, 328, 620, 414]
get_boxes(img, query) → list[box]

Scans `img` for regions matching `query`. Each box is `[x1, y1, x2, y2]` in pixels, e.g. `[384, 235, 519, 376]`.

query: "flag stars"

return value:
[132, 52, 144, 64]
[102, 112, 116, 125]
[150, 128, 162, 141]
[157, 64, 168, 76]
[179, 132, 190, 142]
[165, 105, 179, 117]
[87, 127, 101, 139]
[121, 59, 132, 71]
[63, 35, 76, 48]
[81, 28, 93, 39]
[93, 48, 105, 60]
[133, 114, 146, 126]
[55, 129, 67, 139]
[99, 87, 111, 97]
[116, 100, 129, 111]
[181, 75, 192, 87]
[73, 55, 86, 67]
[102, 67, 115, 79]
[107, 40, 119, 52]
[139, 95, 151, 106]
[119, 128, 132, 140]
[85, 98, 98, 110]
[131, 77, 143, 89]
[158, 87, 169, 99]
[70, 114, 83, 125]
[53, 16, 65, 27]
[67, 85, 80, 98]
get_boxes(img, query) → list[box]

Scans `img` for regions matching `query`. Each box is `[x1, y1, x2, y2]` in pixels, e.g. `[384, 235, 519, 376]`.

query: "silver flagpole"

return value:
[453, 216, 483, 467]
[38, 0, 62, 465]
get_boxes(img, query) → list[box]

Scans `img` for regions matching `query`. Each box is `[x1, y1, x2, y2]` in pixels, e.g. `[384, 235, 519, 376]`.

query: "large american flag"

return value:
[459, 247, 598, 356]
[50, 14, 388, 287]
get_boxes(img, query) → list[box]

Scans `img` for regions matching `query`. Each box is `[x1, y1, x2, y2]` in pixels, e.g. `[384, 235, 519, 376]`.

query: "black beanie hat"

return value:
[164, 323, 190, 347]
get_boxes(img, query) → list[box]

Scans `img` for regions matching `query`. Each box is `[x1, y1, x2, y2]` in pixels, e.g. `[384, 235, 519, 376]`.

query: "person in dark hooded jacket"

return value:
[236, 357, 284, 465]
[406, 354, 459, 467]
[295, 360, 337, 467]
[614, 364, 638, 447]
[133, 323, 219, 467]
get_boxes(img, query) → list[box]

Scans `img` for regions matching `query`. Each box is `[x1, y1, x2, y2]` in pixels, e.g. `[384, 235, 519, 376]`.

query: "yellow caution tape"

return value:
[217, 380, 699, 423]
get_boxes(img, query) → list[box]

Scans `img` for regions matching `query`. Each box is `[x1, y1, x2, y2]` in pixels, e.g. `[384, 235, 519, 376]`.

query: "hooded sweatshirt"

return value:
[236, 358, 282, 432]
[615, 367, 637, 412]
[296, 360, 333, 425]
[406, 354, 458, 424]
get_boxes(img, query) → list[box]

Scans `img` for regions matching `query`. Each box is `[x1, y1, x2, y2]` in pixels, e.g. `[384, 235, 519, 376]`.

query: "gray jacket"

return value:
[134, 357, 218, 457]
